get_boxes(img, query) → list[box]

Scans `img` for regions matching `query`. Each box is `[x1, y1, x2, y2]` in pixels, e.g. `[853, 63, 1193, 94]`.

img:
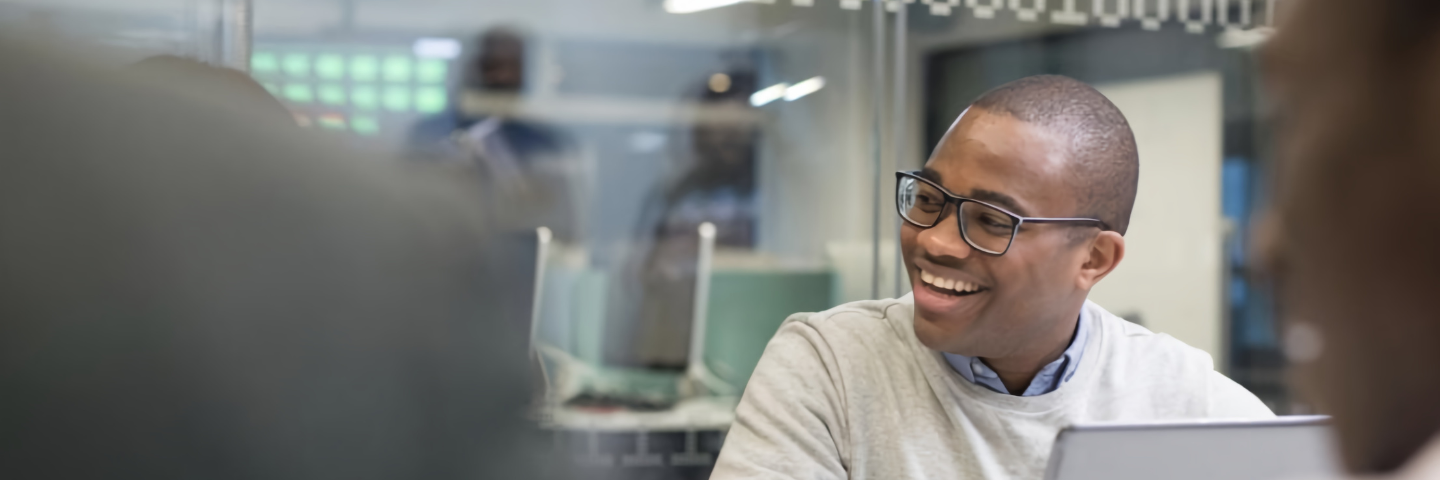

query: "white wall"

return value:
[1089, 72, 1225, 363]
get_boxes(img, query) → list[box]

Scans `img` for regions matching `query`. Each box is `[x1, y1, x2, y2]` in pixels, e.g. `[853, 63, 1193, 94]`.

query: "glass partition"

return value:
[0, 0, 1293, 475]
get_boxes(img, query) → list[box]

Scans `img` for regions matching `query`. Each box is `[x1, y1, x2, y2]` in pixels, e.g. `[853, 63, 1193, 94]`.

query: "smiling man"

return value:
[711, 75, 1272, 480]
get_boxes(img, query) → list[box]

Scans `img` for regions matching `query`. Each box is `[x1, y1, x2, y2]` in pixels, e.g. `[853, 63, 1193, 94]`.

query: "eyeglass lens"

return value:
[897, 175, 1017, 254]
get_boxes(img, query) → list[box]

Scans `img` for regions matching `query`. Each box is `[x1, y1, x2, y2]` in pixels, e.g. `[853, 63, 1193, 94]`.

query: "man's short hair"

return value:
[970, 75, 1140, 235]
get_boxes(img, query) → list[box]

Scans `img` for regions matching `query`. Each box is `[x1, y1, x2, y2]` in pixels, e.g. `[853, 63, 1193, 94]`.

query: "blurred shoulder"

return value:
[1086, 301, 1215, 371]
[775, 296, 915, 351]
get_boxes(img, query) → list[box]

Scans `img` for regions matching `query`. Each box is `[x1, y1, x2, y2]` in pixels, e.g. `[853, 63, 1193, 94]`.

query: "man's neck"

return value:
[981, 308, 1083, 394]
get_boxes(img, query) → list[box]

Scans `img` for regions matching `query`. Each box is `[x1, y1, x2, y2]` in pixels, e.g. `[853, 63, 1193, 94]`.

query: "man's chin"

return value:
[912, 312, 976, 353]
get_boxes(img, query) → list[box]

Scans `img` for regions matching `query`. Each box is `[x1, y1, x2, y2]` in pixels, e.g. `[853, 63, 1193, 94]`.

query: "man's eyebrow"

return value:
[918, 167, 943, 183]
[918, 168, 1031, 216]
[968, 189, 1028, 216]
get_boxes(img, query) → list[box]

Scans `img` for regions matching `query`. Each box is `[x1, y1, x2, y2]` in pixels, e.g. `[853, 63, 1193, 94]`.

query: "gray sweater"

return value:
[712, 295, 1273, 479]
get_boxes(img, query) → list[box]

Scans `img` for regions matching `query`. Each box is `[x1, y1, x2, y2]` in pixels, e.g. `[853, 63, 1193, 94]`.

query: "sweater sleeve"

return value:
[1206, 370, 1276, 418]
[711, 319, 849, 480]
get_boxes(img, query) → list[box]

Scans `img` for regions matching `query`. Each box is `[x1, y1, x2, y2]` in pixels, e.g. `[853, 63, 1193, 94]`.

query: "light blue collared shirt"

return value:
[942, 308, 1090, 396]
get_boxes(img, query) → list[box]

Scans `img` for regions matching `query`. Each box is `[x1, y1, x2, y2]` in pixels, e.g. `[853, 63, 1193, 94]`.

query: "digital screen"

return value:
[351, 85, 378, 110]
[415, 86, 447, 113]
[416, 59, 447, 84]
[350, 55, 379, 82]
[282, 84, 313, 103]
[318, 84, 346, 106]
[383, 55, 412, 83]
[383, 85, 410, 112]
[282, 53, 309, 77]
[249, 43, 461, 135]
[315, 54, 346, 80]
[251, 52, 279, 73]
[350, 115, 380, 135]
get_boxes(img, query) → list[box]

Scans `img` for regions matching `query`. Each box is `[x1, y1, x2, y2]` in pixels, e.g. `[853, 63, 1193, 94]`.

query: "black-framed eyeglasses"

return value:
[895, 171, 1111, 256]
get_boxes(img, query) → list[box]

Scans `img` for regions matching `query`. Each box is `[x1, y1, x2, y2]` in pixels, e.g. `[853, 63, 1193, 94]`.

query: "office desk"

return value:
[543, 396, 737, 479]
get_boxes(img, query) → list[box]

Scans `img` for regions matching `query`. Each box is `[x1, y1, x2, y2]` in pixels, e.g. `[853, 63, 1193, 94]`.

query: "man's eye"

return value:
[915, 195, 944, 211]
[980, 214, 1011, 228]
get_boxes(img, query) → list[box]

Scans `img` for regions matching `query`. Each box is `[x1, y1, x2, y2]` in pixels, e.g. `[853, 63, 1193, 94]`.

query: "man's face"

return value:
[905, 108, 1094, 357]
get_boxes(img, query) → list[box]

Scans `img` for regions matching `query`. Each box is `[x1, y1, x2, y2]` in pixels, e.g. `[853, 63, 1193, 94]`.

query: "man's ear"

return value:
[1078, 231, 1125, 290]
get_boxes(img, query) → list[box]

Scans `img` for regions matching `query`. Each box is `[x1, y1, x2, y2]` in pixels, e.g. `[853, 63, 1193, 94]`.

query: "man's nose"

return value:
[918, 210, 975, 260]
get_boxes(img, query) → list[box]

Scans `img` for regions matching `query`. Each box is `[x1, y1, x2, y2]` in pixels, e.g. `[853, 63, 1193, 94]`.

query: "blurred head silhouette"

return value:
[467, 27, 526, 92]
[1263, 0, 1440, 474]
[0, 39, 542, 479]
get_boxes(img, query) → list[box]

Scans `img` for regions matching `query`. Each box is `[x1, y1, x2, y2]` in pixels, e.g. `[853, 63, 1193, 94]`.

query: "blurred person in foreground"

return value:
[0, 39, 547, 479]
[125, 54, 294, 126]
[408, 26, 582, 242]
[1261, 1, 1440, 478]
[712, 75, 1271, 480]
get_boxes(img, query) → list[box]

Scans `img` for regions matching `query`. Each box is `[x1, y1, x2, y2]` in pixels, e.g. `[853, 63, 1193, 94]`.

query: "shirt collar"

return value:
[942, 306, 1091, 396]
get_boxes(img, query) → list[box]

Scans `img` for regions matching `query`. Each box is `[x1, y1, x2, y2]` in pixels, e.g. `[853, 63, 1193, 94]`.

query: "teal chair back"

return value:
[702, 270, 834, 389]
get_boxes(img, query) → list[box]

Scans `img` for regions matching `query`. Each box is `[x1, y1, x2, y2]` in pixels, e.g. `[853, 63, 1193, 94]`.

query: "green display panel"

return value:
[251, 52, 279, 73]
[350, 55, 379, 82]
[282, 84, 313, 103]
[383, 85, 410, 112]
[383, 55, 411, 83]
[351, 85, 378, 110]
[317, 84, 346, 106]
[282, 53, 309, 77]
[414, 86, 446, 113]
[350, 115, 380, 135]
[315, 54, 345, 80]
[416, 59, 447, 84]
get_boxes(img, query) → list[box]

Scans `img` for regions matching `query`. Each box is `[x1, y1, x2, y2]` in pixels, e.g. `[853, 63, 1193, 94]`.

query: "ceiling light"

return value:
[413, 37, 461, 59]
[783, 76, 825, 101]
[709, 73, 732, 93]
[750, 82, 788, 107]
[664, 0, 748, 14]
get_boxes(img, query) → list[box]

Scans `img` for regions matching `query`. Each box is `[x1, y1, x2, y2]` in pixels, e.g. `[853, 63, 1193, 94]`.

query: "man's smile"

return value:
[918, 267, 989, 296]
[912, 261, 992, 322]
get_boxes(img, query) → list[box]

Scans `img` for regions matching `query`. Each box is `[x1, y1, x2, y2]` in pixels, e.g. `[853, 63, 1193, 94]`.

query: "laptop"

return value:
[1043, 416, 1340, 480]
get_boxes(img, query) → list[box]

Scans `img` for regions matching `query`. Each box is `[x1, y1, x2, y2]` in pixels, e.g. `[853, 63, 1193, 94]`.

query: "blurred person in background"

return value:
[713, 75, 1271, 479]
[408, 26, 582, 243]
[618, 68, 759, 370]
[0, 38, 548, 479]
[1261, 0, 1440, 478]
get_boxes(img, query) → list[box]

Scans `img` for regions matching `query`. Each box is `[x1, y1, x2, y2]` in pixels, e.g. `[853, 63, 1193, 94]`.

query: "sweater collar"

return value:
[940, 308, 1091, 396]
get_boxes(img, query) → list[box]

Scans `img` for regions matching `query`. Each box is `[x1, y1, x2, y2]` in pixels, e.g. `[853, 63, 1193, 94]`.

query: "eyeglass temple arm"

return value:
[1019, 217, 1112, 230]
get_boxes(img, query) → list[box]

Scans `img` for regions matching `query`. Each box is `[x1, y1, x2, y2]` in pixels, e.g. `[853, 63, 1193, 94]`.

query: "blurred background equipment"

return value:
[0, 0, 1297, 477]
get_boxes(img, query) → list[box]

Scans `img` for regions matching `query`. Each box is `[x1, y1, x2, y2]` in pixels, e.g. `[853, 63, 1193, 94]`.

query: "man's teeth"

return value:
[919, 269, 981, 293]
